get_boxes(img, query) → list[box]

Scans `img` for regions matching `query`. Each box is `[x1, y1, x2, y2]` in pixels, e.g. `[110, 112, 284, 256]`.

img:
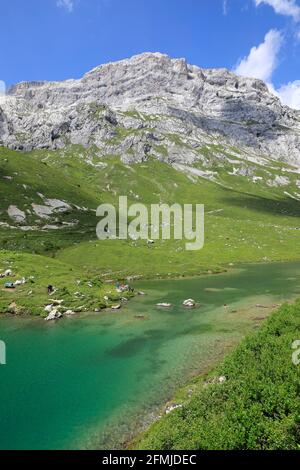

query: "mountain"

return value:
[1, 52, 300, 169]
[1, 55, 299, 452]
[1, 53, 300, 283]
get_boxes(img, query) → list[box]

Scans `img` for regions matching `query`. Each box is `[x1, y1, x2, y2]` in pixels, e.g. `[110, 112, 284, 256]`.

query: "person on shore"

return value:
[47, 285, 54, 294]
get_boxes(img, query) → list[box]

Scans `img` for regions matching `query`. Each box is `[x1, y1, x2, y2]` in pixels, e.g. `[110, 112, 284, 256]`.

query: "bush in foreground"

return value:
[137, 301, 300, 450]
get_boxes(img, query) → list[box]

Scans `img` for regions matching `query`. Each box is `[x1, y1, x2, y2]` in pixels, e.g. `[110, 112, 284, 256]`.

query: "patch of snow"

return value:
[284, 191, 300, 201]
[172, 163, 217, 181]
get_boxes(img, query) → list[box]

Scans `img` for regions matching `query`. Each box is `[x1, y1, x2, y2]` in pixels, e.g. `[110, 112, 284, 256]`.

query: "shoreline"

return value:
[79, 292, 297, 450]
[128, 294, 298, 450]
[132, 297, 300, 450]
[2, 257, 300, 322]
[1, 260, 300, 450]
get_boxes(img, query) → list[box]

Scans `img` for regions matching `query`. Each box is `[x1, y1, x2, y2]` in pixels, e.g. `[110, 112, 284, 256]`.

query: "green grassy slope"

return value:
[1, 145, 300, 279]
[1, 141, 299, 450]
[135, 301, 300, 450]
[0, 250, 132, 316]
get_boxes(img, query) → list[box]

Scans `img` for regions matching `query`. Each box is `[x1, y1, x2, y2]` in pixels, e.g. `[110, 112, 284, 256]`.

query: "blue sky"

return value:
[1, 0, 300, 107]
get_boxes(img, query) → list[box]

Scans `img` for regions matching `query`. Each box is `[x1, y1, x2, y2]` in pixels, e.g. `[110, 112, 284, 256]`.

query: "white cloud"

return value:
[254, 1, 300, 55]
[266, 82, 280, 96]
[254, 0, 300, 20]
[277, 80, 300, 108]
[233, 28, 300, 109]
[57, 0, 74, 12]
[234, 29, 283, 82]
[223, 0, 228, 15]
[0, 80, 6, 95]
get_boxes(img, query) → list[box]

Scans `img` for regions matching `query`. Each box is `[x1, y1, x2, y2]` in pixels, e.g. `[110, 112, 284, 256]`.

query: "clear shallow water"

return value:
[1, 261, 300, 450]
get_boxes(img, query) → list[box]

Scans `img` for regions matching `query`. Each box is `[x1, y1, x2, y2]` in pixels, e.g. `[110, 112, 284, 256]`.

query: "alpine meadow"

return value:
[1, 1, 300, 455]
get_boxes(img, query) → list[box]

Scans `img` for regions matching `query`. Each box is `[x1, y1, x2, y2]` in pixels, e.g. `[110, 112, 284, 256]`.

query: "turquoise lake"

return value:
[1, 261, 300, 450]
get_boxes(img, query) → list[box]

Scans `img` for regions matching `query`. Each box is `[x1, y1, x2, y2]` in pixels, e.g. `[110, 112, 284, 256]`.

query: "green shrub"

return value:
[137, 301, 300, 450]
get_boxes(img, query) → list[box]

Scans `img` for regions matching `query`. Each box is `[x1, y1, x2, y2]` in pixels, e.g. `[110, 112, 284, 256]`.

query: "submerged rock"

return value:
[45, 309, 62, 321]
[183, 299, 196, 308]
[64, 310, 76, 316]
[111, 304, 121, 310]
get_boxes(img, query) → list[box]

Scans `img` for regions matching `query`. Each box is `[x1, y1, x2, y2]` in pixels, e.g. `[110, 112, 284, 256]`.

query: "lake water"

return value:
[1, 261, 300, 450]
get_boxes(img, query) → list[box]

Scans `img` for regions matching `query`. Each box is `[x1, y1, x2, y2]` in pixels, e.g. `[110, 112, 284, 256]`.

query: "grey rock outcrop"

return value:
[0, 52, 300, 166]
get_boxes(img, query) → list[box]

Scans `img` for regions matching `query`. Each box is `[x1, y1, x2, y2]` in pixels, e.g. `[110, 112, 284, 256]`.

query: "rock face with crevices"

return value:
[0, 52, 300, 166]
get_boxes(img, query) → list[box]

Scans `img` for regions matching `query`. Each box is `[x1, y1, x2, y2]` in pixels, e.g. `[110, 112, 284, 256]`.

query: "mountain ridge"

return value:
[0, 52, 300, 167]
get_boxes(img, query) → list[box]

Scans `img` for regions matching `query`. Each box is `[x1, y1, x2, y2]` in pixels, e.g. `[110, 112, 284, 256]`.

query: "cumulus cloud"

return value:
[223, 0, 228, 15]
[234, 28, 300, 109]
[234, 29, 283, 82]
[57, 0, 74, 12]
[277, 80, 300, 107]
[254, 0, 300, 20]
[254, 1, 300, 53]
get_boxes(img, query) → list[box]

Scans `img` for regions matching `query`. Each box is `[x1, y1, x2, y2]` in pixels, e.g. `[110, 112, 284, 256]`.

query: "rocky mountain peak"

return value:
[0, 52, 299, 166]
